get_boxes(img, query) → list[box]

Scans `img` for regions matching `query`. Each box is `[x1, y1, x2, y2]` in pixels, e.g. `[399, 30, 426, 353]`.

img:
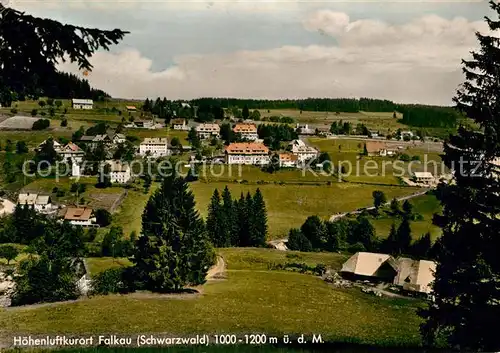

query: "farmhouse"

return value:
[171, 118, 188, 131]
[225, 142, 270, 165]
[196, 123, 220, 139]
[80, 130, 126, 149]
[341, 252, 437, 295]
[59, 142, 85, 163]
[133, 120, 155, 129]
[341, 252, 399, 282]
[296, 123, 315, 135]
[365, 141, 388, 156]
[413, 172, 434, 184]
[37, 139, 63, 152]
[289, 140, 319, 162]
[279, 153, 298, 168]
[17, 193, 53, 213]
[64, 207, 96, 227]
[233, 123, 258, 141]
[126, 106, 137, 112]
[72, 99, 93, 110]
[139, 138, 169, 157]
[394, 258, 436, 294]
[105, 160, 131, 184]
[401, 131, 415, 140]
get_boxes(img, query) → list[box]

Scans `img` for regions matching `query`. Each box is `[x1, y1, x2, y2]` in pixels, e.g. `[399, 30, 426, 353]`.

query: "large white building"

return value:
[233, 123, 258, 141]
[105, 160, 132, 184]
[196, 123, 220, 139]
[139, 138, 169, 157]
[289, 140, 319, 162]
[225, 142, 269, 165]
[72, 99, 93, 110]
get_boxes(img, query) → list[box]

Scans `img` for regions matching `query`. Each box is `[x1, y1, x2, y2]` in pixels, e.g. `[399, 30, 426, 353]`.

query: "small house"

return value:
[413, 172, 434, 184]
[72, 99, 93, 110]
[64, 207, 96, 227]
[171, 118, 189, 131]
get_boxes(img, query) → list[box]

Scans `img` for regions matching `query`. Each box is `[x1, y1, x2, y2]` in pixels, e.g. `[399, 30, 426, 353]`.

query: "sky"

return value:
[9, 0, 498, 105]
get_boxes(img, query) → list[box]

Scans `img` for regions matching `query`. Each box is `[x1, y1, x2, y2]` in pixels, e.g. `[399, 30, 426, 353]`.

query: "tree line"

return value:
[206, 187, 267, 248]
[288, 198, 434, 260]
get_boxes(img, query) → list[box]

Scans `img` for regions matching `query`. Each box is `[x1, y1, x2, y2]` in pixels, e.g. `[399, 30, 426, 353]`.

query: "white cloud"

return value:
[53, 9, 494, 105]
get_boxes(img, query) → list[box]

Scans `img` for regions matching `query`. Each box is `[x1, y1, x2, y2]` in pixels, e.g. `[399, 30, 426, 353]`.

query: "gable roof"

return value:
[233, 123, 257, 133]
[64, 207, 93, 221]
[72, 99, 93, 105]
[341, 252, 398, 276]
[225, 142, 269, 155]
[171, 118, 186, 125]
[365, 141, 387, 154]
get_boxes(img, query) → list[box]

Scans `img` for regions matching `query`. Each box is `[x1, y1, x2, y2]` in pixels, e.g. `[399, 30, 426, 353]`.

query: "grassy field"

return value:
[0, 248, 423, 347]
[370, 194, 442, 241]
[21, 177, 125, 211]
[110, 184, 159, 237]
[85, 257, 133, 275]
[190, 181, 420, 238]
[306, 137, 445, 184]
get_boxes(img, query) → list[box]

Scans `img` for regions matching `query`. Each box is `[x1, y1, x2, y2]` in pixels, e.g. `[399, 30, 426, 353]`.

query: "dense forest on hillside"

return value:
[0, 71, 110, 107]
[190, 97, 396, 112]
[43, 72, 111, 101]
[399, 105, 460, 128]
[188, 97, 461, 128]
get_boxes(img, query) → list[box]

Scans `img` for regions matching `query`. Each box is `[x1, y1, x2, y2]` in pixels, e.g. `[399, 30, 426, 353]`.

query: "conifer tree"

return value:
[235, 193, 250, 247]
[382, 223, 398, 254]
[411, 232, 432, 259]
[419, 3, 500, 350]
[395, 217, 412, 255]
[221, 186, 237, 246]
[206, 189, 227, 247]
[251, 188, 268, 247]
[133, 174, 214, 292]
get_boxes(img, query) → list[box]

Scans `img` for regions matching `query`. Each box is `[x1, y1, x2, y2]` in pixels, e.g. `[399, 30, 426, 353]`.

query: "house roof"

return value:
[233, 123, 257, 133]
[171, 118, 186, 125]
[365, 141, 387, 154]
[80, 135, 95, 142]
[64, 207, 93, 221]
[414, 172, 433, 178]
[63, 142, 83, 153]
[141, 137, 168, 145]
[72, 99, 93, 105]
[18, 193, 50, 205]
[126, 105, 137, 110]
[196, 123, 220, 131]
[289, 139, 305, 147]
[107, 160, 130, 172]
[341, 252, 398, 277]
[279, 153, 298, 161]
[395, 258, 436, 293]
[225, 142, 269, 155]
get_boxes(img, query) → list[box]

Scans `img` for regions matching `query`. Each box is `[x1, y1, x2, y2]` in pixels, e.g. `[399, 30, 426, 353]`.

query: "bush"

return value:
[61, 118, 68, 127]
[10, 108, 18, 114]
[32, 119, 50, 130]
[84, 242, 102, 257]
[347, 242, 366, 253]
[399, 153, 411, 162]
[411, 155, 421, 161]
[31, 109, 38, 117]
[56, 189, 66, 197]
[90, 267, 135, 295]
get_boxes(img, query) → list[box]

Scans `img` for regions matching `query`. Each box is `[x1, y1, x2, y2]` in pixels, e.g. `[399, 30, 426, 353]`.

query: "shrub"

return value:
[32, 119, 50, 130]
[61, 118, 68, 127]
[31, 109, 38, 117]
[90, 267, 135, 295]
[347, 242, 366, 253]
[399, 153, 411, 162]
[10, 108, 17, 114]
[56, 189, 66, 197]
